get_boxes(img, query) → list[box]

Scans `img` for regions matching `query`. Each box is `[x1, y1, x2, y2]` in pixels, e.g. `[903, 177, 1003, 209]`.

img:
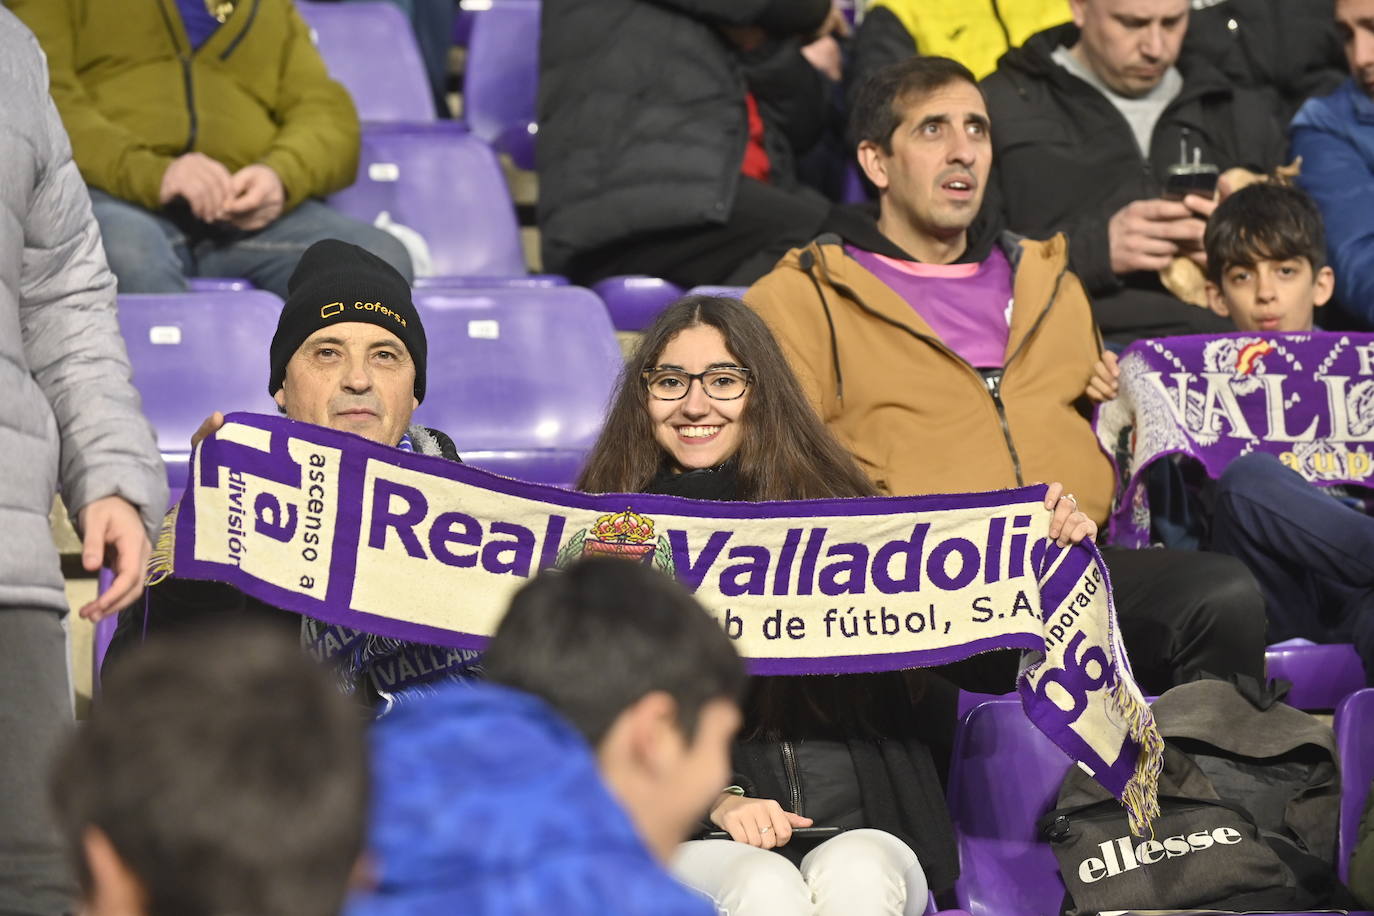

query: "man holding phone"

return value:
[981, 0, 1287, 345]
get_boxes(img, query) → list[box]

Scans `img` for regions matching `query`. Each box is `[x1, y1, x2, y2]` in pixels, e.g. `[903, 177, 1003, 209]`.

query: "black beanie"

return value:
[269, 239, 427, 402]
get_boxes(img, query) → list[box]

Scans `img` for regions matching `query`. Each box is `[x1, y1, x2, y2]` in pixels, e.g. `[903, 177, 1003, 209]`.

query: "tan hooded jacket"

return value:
[745, 231, 1116, 526]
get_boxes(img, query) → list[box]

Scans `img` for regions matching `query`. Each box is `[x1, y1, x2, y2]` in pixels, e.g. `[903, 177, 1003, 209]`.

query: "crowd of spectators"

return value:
[4, 0, 1374, 913]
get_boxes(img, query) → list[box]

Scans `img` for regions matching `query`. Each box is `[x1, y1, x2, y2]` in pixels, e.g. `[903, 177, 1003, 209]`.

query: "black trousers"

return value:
[1102, 546, 1268, 696]
[1209, 453, 1374, 684]
[566, 177, 832, 288]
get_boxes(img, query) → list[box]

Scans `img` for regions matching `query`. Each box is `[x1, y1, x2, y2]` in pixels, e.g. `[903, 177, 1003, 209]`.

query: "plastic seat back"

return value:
[117, 291, 284, 495]
[1335, 688, 1374, 883]
[1267, 639, 1366, 710]
[330, 125, 527, 280]
[412, 286, 619, 486]
[463, 0, 540, 168]
[948, 698, 1072, 916]
[297, 0, 434, 123]
[592, 276, 685, 332]
[685, 285, 749, 300]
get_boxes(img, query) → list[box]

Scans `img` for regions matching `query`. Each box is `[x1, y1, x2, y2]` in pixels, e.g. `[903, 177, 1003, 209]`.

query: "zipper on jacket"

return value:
[179, 59, 198, 152]
[806, 243, 1068, 488]
[780, 740, 804, 817]
[984, 371, 1024, 483]
[219, 0, 260, 61]
[986, 262, 1069, 485]
[154, 0, 198, 152]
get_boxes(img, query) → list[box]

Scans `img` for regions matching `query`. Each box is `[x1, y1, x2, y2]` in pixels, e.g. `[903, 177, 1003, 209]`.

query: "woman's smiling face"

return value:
[646, 325, 750, 471]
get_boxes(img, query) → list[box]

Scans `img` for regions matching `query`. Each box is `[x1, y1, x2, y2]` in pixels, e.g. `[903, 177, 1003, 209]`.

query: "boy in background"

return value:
[1203, 183, 1336, 333]
[346, 559, 745, 915]
[1094, 182, 1374, 683]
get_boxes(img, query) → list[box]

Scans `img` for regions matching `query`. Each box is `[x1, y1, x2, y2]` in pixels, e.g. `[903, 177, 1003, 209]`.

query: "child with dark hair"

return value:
[1202, 183, 1336, 333]
[1196, 183, 1374, 686]
[1087, 183, 1374, 683]
[51, 623, 369, 916]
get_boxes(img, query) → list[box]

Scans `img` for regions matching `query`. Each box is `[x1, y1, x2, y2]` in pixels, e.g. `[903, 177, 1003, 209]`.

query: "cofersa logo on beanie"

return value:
[319, 298, 411, 329]
[269, 240, 428, 402]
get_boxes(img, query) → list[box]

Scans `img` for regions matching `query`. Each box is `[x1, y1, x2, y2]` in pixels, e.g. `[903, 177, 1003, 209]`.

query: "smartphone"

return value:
[702, 826, 843, 841]
[1163, 164, 1220, 200]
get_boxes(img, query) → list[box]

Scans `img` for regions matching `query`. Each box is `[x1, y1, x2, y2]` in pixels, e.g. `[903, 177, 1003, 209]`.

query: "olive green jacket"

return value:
[9, 0, 359, 212]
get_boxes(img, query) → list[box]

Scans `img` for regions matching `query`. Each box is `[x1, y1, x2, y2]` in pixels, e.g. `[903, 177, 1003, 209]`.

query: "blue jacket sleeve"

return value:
[1292, 117, 1374, 327]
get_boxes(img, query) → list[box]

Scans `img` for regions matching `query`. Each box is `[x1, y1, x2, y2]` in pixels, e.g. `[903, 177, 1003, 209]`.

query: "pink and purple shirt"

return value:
[845, 245, 1014, 369]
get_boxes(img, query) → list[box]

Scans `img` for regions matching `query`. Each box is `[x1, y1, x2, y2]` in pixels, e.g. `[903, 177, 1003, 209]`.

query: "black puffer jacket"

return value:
[645, 463, 1016, 892]
[981, 23, 1285, 340]
[537, 0, 830, 275]
[1182, 0, 1345, 124]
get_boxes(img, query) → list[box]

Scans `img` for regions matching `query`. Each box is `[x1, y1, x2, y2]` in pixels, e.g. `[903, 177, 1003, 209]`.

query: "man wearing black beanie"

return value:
[107, 239, 483, 710]
[269, 238, 432, 450]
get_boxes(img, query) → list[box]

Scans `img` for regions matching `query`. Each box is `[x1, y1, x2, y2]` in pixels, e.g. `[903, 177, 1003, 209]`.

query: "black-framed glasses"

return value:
[642, 366, 752, 401]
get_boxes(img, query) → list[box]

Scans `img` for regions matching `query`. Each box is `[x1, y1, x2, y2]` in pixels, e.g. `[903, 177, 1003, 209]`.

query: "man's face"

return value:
[274, 322, 418, 446]
[1070, 0, 1188, 97]
[1337, 0, 1374, 96]
[1206, 258, 1335, 332]
[859, 80, 992, 243]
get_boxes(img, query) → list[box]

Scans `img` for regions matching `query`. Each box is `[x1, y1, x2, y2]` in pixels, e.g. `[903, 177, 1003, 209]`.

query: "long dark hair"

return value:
[577, 295, 877, 500]
[578, 296, 923, 739]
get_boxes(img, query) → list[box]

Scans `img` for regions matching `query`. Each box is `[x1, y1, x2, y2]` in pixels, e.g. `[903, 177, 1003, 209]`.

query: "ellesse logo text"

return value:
[1078, 826, 1245, 883]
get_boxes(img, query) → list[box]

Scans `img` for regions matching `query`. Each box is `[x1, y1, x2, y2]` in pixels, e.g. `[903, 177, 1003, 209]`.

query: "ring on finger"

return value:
[1063, 492, 1078, 508]
[759, 826, 773, 835]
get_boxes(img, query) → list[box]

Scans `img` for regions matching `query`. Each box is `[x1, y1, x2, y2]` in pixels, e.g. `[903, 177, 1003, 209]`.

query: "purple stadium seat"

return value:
[330, 124, 563, 286]
[297, 1, 435, 123]
[188, 277, 253, 292]
[416, 274, 564, 290]
[592, 276, 685, 332]
[1335, 688, 1374, 884]
[1266, 639, 1366, 710]
[117, 291, 284, 495]
[463, 0, 539, 169]
[947, 698, 1070, 916]
[412, 285, 620, 486]
[957, 689, 1012, 721]
[686, 285, 749, 300]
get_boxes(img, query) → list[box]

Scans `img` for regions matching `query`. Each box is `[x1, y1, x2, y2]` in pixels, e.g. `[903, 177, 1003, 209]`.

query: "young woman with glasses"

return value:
[578, 295, 1093, 915]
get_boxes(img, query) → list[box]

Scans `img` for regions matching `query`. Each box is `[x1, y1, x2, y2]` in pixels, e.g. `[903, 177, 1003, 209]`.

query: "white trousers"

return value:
[671, 828, 928, 916]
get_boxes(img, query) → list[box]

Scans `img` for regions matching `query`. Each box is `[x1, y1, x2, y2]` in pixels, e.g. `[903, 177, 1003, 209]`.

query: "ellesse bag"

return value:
[1039, 745, 1308, 916]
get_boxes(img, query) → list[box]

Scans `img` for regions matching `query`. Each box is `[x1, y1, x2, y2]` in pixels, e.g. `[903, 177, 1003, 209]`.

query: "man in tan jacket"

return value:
[746, 55, 1266, 693]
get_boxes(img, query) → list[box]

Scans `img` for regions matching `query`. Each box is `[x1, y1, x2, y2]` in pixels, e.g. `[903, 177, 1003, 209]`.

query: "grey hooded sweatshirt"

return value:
[0, 9, 166, 613]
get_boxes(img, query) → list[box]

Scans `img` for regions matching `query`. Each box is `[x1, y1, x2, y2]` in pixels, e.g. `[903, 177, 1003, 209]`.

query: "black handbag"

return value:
[1039, 745, 1321, 916]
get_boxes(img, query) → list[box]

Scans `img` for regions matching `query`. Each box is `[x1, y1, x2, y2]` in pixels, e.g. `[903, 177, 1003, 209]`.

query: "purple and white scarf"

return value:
[1095, 332, 1374, 546]
[150, 413, 1164, 833]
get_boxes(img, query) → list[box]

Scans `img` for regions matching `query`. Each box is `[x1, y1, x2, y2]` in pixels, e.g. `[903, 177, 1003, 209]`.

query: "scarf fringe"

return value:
[1110, 676, 1164, 837]
[145, 502, 179, 587]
